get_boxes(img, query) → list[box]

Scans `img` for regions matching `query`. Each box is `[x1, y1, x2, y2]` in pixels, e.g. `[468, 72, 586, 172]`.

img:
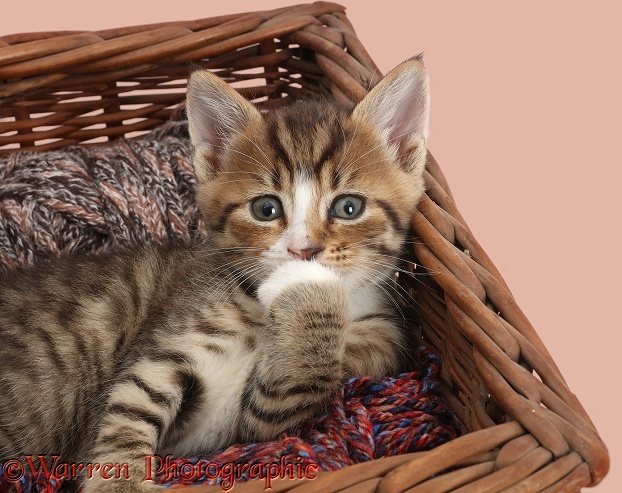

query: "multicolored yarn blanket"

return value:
[0, 122, 460, 492]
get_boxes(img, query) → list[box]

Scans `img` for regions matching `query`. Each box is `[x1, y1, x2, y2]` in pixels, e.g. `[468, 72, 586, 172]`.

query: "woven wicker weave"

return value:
[0, 2, 609, 492]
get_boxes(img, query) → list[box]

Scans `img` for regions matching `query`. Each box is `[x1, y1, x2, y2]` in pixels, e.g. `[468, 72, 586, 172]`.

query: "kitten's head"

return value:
[186, 58, 429, 287]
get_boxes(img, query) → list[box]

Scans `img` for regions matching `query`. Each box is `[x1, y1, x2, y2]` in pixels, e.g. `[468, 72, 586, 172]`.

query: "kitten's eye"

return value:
[251, 196, 283, 221]
[330, 195, 365, 219]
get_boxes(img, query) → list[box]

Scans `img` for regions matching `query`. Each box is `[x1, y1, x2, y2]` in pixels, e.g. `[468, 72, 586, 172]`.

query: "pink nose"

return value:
[288, 247, 323, 261]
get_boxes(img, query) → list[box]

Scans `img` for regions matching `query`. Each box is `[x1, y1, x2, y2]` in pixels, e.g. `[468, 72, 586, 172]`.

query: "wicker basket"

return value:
[0, 2, 609, 492]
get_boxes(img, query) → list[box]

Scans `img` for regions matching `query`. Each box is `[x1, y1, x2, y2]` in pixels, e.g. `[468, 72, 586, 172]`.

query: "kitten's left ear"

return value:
[352, 56, 429, 173]
[186, 70, 262, 179]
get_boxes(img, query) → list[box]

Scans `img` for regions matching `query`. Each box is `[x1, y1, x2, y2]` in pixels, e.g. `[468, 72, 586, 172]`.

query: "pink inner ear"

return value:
[187, 71, 262, 175]
[389, 96, 427, 159]
[192, 105, 222, 150]
[187, 93, 233, 157]
[352, 60, 429, 168]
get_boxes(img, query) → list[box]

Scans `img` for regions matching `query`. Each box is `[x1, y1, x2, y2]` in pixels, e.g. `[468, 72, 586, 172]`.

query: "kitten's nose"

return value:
[288, 246, 323, 261]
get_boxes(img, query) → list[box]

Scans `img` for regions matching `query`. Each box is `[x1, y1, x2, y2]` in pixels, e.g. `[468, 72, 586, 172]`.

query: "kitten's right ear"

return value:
[352, 56, 429, 174]
[186, 70, 262, 178]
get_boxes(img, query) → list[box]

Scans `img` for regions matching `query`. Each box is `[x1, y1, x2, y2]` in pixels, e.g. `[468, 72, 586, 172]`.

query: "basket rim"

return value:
[0, 2, 610, 491]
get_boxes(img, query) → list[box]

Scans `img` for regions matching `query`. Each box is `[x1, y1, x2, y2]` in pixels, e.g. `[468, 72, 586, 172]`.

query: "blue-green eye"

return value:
[251, 196, 283, 221]
[330, 195, 365, 219]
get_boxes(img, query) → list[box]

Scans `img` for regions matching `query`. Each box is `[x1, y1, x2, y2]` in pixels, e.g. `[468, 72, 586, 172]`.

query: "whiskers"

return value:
[337, 239, 440, 320]
[190, 246, 266, 303]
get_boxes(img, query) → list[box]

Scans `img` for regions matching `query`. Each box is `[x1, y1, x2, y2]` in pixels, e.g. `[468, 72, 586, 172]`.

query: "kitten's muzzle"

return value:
[288, 247, 323, 261]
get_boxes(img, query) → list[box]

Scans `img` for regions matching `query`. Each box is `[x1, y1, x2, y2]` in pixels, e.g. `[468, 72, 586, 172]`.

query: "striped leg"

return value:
[83, 354, 197, 493]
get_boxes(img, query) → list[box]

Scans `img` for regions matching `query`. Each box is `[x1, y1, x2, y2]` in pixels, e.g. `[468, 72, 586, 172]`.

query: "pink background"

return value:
[1, 1, 619, 491]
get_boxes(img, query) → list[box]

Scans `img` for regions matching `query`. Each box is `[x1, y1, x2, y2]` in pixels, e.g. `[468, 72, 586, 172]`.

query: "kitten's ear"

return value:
[352, 56, 429, 173]
[186, 70, 262, 178]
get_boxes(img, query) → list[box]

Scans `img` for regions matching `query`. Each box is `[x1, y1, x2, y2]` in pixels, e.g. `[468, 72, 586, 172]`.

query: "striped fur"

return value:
[0, 58, 429, 493]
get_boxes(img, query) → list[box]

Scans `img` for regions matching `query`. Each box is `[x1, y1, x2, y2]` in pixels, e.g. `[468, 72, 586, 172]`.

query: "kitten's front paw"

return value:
[257, 260, 340, 309]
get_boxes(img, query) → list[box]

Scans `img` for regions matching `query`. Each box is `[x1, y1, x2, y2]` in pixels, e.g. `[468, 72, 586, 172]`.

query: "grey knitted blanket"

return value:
[0, 122, 205, 274]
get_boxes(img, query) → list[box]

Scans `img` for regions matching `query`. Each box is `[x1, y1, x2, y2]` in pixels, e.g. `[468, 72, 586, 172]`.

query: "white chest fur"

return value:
[343, 274, 392, 320]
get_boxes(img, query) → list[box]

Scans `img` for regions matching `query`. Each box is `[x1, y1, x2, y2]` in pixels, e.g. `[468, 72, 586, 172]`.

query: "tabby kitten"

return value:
[0, 57, 429, 492]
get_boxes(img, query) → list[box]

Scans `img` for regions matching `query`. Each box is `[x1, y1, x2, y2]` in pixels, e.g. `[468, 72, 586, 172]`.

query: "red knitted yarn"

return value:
[156, 347, 458, 490]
